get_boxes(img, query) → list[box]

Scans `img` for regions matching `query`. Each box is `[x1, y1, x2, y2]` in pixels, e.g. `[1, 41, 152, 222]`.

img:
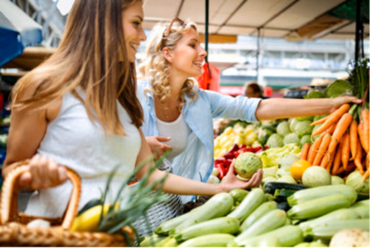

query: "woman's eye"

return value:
[189, 43, 196, 48]
[133, 21, 140, 28]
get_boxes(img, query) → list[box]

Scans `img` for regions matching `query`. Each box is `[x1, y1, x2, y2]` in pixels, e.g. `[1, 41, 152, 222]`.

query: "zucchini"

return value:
[287, 194, 351, 220]
[287, 185, 357, 206]
[240, 201, 277, 232]
[274, 188, 297, 202]
[351, 205, 370, 219]
[173, 192, 233, 233]
[235, 209, 286, 244]
[351, 199, 369, 208]
[171, 217, 239, 242]
[356, 193, 369, 202]
[299, 208, 360, 234]
[264, 182, 308, 195]
[237, 225, 303, 247]
[154, 237, 178, 247]
[177, 233, 235, 247]
[305, 219, 370, 240]
[155, 206, 202, 235]
[227, 188, 265, 222]
[139, 234, 166, 247]
[277, 201, 291, 211]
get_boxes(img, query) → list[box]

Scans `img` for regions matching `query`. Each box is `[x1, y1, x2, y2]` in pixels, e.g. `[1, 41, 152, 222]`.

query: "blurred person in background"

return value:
[244, 81, 266, 98]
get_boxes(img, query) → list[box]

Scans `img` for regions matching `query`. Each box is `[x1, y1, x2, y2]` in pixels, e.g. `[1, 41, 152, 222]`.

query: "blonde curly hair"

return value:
[139, 19, 198, 109]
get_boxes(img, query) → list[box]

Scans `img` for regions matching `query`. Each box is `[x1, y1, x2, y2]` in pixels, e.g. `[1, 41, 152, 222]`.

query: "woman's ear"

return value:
[162, 47, 173, 63]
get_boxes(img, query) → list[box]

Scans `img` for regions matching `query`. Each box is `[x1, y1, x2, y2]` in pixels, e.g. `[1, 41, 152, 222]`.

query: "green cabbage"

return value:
[266, 134, 284, 148]
[345, 171, 369, 193]
[284, 133, 300, 146]
[294, 120, 314, 137]
[289, 118, 299, 133]
[277, 121, 291, 136]
[300, 135, 312, 146]
[234, 152, 262, 179]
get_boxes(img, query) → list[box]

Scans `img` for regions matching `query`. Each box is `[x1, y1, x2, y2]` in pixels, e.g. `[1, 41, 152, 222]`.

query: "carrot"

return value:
[300, 143, 310, 161]
[335, 161, 356, 175]
[349, 120, 358, 160]
[311, 104, 351, 136]
[358, 122, 367, 153]
[354, 140, 364, 174]
[328, 113, 353, 154]
[360, 109, 369, 153]
[363, 167, 369, 182]
[320, 151, 330, 168]
[311, 115, 329, 126]
[321, 150, 334, 173]
[307, 136, 323, 164]
[313, 133, 331, 166]
[331, 147, 342, 175]
[341, 132, 350, 170]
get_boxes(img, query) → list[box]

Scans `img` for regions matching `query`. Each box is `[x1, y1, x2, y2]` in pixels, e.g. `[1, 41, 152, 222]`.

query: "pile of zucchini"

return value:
[140, 183, 369, 247]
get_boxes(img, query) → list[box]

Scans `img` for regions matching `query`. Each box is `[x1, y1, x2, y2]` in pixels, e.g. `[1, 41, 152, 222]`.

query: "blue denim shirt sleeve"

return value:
[198, 89, 262, 122]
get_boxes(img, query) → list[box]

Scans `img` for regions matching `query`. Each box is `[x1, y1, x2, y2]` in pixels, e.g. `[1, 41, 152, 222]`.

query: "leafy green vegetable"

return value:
[324, 80, 354, 98]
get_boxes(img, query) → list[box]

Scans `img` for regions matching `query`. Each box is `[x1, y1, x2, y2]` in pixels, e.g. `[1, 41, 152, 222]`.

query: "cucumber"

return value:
[264, 182, 308, 195]
[78, 198, 102, 216]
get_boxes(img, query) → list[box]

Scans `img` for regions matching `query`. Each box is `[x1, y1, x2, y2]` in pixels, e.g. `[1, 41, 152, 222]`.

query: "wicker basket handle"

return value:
[0, 161, 81, 230]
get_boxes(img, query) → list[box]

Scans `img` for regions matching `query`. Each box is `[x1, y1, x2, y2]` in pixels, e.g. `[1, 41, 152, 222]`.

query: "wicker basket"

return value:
[0, 161, 134, 246]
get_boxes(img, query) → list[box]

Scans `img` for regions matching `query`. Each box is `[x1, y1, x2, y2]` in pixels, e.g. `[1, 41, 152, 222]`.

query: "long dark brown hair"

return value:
[12, 0, 143, 135]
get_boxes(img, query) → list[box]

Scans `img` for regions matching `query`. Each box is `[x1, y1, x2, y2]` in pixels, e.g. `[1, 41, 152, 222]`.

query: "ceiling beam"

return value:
[215, 0, 248, 34]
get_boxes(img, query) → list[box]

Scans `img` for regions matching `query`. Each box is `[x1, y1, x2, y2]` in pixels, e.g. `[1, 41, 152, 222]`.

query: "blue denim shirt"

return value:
[137, 79, 261, 202]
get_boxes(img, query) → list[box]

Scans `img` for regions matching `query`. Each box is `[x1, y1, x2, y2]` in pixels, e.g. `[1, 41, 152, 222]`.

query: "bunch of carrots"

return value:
[300, 104, 369, 181]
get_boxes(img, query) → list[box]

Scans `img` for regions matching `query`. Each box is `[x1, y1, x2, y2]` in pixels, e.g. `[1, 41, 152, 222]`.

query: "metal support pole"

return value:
[205, 0, 209, 63]
[256, 28, 260, 82]
[355, 0, 362, 61]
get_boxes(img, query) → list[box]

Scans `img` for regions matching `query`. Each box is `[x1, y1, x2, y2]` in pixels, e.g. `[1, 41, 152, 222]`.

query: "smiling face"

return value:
[122, 1, 146, 63]
[166, 27, 207, 78]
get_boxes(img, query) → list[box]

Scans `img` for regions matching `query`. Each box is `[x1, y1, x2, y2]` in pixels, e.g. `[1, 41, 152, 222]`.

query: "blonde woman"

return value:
[138, 18, 361, 203]
[3, 0, 262, 225]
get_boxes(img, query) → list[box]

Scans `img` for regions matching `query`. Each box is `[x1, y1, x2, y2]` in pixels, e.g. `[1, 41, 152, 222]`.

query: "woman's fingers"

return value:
[19, 154, 67, 190]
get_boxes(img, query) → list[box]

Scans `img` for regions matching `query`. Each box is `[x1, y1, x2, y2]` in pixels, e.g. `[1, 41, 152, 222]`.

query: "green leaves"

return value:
[97, 152, 170, 235]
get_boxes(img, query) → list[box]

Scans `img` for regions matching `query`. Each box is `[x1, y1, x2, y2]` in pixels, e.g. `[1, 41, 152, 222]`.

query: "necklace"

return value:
[155, 96, 181, 122]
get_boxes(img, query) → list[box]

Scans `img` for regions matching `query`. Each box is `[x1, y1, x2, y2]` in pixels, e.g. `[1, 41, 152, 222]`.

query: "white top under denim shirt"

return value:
[137, 79, 262, 203]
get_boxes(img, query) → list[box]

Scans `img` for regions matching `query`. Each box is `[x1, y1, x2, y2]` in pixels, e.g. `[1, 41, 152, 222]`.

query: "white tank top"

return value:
[156, 111, 190, 162]
[25, 89, 141, 217]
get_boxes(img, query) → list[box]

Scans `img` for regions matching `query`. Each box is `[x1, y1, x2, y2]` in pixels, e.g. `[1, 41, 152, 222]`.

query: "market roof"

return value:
[142, 0, 369, 42]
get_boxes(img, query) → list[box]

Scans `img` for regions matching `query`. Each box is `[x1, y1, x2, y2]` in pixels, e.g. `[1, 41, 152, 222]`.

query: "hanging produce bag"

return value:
[197, 62, 220, 92]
